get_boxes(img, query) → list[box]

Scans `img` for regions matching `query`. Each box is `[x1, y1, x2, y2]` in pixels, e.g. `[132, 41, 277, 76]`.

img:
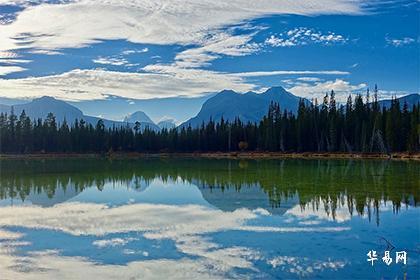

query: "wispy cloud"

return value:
[296, 77, 322, 82]
[93, 237, 137, 248]
[0, 51, 19, 59]
[230, 70, 349, 77]
[0, 51, 30, 72]
[174, 32, 260, 68]
[121, 48, 149, 55]
[93, 48, 148, 67]
[0, 68, 254, 100]
[92, 57, 138, 67]
[0, 0, 365, 55]
[0, 65, 26, 76]
[265, 27, 348, 47]
[0, 199, 349, 272]
[0, 66, 355, 100]
[0, 59, 31, 64]
[29, 49, 64, 55]
[386, 36, 416, 47]
[287, 78, 367, 102]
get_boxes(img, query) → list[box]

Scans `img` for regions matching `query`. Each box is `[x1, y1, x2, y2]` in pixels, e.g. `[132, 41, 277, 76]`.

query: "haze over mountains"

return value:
[1, 87, 418, 130]
[0, 96, 160, 131]
[124, 111, 155, 124]
[157, 119, 177, 130]
[124, 111, 175, 130]
[69, 95, 209, 124]
[377, 94, 420, 109]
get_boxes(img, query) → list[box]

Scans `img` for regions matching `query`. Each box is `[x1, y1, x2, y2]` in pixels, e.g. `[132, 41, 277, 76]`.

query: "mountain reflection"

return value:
[0, 158, 418, 225]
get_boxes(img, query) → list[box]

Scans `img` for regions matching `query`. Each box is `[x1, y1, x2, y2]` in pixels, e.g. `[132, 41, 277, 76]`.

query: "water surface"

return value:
[0, 158, 419, 279]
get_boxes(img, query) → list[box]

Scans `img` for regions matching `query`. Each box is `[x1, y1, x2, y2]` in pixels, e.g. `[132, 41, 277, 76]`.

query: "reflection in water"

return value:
[0, 158, 418, 279]
[1, 158, 418, 222]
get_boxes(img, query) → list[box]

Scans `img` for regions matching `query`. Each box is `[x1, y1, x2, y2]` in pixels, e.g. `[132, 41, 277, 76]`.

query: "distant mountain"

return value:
[196, 180, 299, 215]
[1, 96, 84, 122]
[157, 119, 176, 130]
[0, 96, 159, 131]
[27, 184, 81, 207]
[68, 94, 211, 126]
[123, 110, 160, 130]
[124, 111, 154, 124]
[0, 104, 11, 112]
[377, 93, 419, 109]
[181, 86, 309, 128]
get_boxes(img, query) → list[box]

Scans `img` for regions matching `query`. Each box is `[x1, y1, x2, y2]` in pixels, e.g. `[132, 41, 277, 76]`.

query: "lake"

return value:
[0, 158, 418, 279]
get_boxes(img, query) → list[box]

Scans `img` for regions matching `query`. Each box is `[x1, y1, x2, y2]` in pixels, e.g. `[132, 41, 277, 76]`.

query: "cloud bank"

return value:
[0, 68, 254, 100]
[0, 68, 366, 101]
[0, 0, 365, 54]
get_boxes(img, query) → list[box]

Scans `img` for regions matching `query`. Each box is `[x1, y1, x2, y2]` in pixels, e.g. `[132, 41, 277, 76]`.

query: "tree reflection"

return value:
[0, 158, 418, 225]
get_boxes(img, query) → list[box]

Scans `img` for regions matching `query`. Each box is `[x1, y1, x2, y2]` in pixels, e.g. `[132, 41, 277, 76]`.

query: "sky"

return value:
[0, 0, 418, 122]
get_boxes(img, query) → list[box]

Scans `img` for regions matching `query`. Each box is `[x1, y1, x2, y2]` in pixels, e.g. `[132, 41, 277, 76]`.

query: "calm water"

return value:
[0, 158, 419, 279]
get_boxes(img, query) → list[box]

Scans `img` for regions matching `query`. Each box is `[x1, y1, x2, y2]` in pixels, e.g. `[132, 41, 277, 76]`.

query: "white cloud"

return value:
[0, 68, 255, 100]
[158, 116, 176, 122]
[0, 249, 229, 280]
[93, 237, 137, 248]
[0, 58, 32, 64]
[287, 78, 367, 102]
[285, 196, 402, 224]
[93, 57, 130, 66]
[0, 202, 350, 239]
[286, 199, 352, 223]
[267, 256, 347, 277]
[174, 32, 260, 68]
[265, 27, 348, 47]
[230, 70, 349, 77]
[93, 52, 142, 67]
[296, 77, 322, 82]
[0, 67, 356, 100]
[266, 35, 296, 47]
[0, 51, 19, 59]
[28, 49, 64, 55]
[0, 0, 365, 56]
[0, 65, 26, 76]
[0, 1, 371, 100]
[122, 48, 149, 55]
[386, 36, 416, 47]
[0, 229, 23, 240]
[0, 201, 351, 279]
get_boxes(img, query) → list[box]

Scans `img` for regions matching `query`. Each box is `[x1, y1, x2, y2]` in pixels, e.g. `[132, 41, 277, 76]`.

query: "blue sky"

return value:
[0, 0, 418, 122]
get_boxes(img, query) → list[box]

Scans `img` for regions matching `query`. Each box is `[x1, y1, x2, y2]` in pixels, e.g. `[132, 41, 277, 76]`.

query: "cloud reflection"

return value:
[0, 201, 351, 279]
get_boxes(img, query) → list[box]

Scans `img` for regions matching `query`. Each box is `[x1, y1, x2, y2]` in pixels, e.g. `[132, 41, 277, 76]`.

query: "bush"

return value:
[238, 141, 248, 151]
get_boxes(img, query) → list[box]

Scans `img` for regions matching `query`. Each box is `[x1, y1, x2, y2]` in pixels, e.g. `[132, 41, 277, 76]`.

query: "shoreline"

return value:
[1, 152, 419, 161]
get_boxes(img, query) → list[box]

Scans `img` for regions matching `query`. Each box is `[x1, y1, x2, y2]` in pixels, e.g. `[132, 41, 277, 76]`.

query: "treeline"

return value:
[0, 89, 419, 153]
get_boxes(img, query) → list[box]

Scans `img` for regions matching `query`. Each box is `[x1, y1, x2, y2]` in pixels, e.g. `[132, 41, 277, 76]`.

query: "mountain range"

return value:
[0, 96, 160, 131]
[1, 87, 418, 130]
[182, 88, 420, 128]
[181, 86, 311, 128]
[377, 94, 420, 109]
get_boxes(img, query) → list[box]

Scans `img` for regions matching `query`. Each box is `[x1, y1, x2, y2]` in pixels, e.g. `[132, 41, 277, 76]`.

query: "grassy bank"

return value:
[1, 152, 419, 161]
